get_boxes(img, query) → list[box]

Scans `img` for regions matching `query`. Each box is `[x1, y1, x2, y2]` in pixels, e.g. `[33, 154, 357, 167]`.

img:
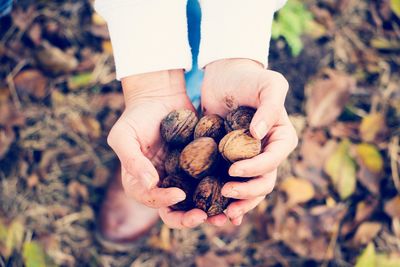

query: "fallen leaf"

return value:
[359, 113, 387, 143]
[102, 40, 113, 54]
[14, 69, 48, 100]
[195, 251, 229, 267]
[148, 224, 171, 251]
[280, 177, 315, 206]
[391, 0, 400, 18]
[0, 218, 7, 243]
[67, 72, 93, 91]
[393, 218, 400, 239]
[355, 143, 383, 194]
[324, 139, 357, 199]
[35, 41, 78, 74]
[355, 243, 375, 267]
[4, 219, 25, 259]
[305, 69, 355, 127]
[341, 198, 379, 236]
[329, 121, 360, 139]
[82, 116, 101, 139]
[0, 128, 15, 160]
[92, 12, 106, 26]
[376, 252, 400, 267]
[384, 196, 400, 219]
[22, 241, 48, 267]
[353, 222, 382, 245]
[67, 181, 89, 203]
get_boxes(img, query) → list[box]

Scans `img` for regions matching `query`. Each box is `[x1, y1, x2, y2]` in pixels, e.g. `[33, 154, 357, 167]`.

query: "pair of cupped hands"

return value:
[107, 59, 298, 228]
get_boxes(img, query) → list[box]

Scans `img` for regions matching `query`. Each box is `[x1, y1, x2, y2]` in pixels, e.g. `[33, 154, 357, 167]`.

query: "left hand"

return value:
[201, 59, 298, 226]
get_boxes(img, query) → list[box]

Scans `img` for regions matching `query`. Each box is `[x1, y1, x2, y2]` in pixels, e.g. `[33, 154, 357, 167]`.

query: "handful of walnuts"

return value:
[159, 106, 261, 216]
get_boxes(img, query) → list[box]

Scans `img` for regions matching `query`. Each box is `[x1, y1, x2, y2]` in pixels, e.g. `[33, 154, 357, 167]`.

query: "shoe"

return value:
[98, 166, 159, 242]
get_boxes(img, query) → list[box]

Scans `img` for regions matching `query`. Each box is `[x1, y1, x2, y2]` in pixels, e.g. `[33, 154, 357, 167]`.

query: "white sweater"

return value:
[95, 0, 287, 80]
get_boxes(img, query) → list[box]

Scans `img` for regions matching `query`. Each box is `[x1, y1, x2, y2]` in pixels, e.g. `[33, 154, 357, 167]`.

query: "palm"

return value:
[119, 93, 195, 176]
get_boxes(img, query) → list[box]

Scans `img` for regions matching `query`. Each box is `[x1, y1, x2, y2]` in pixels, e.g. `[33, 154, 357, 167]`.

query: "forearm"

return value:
[198, 0, 287, 68]
[94, 0, 191, 80]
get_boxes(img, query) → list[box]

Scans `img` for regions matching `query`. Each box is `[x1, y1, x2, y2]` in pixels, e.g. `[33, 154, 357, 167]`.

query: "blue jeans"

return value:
[0, 0, 12, 17]
[185, 0, 203, 108]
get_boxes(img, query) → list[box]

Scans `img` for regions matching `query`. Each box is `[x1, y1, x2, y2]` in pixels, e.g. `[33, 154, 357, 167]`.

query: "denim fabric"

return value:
[185, 0, 203, 108]
[0, 0, 12, 17]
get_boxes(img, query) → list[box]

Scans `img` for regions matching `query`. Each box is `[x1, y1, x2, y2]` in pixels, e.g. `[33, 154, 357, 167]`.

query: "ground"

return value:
[0, 0, 400, 266]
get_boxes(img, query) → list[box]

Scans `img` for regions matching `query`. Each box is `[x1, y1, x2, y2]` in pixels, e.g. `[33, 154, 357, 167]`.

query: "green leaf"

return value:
[391, 0, 400, 18]
[355, 243, 376, 267]
[68, 72, 93, 90]
[23, 241, 48, 267]
[4, 219, 25, 259]
[324, 139, 357, 199]
[0, 219, 7, 243]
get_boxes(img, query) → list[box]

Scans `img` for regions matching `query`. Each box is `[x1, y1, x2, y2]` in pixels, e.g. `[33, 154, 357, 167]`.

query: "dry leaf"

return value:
[22, 241, 48, 267]
[280, 177, 315, 206]
[324, 139, 357, 199]
[353, 222, 382, 245]
[67, 181, 89, 203]
[0, 128, 15, 160]
[384, 196, 400, 219]
[195, 251, 229, 267]
[305, 69, 355, 127]
[35, 41, 78, 74]
[14, 69, 48, 99]
[359, 113, 387, 143]
[355, 143, 383, 194]
[376, 252, 400, 267]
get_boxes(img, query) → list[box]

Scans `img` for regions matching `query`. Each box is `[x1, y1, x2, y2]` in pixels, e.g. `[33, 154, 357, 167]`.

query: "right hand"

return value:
[107, 69, 208, 229]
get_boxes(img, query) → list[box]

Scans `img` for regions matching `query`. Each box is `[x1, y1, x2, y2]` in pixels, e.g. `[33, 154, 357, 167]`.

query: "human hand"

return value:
[107, 70, 208, 229]
[201, 59, 298, 226]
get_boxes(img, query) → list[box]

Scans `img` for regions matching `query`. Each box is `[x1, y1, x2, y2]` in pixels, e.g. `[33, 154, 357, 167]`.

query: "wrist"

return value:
[204, 58, 263, 73]
[121, 69, 187, 107]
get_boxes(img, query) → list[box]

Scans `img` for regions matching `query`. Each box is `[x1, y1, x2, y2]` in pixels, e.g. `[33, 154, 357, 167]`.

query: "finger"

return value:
[230, 113, 298, 177]
[231, 215, 243, 226]
[225, 196, 265, 220]
[250, 71, 289, 140]
[159, 208, 207, 229]
[206, 213, 228, 227]
[222, 170, 277, 199]
[108, 119, 159, 189]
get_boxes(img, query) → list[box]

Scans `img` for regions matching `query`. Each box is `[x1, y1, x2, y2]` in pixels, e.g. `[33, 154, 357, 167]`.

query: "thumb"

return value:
[250, 71, 289, 140]
[107, 120, 159, 190]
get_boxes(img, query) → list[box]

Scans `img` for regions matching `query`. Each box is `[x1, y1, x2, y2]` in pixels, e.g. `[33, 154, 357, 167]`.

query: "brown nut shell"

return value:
[193, 176, 229, 217]
[194, 114, 226, 142]
[219, 129, 261, 163]
[224, 106, 256, 132]
[160, 109, 198, 146]
[158, 175, 196, 211]
[179, 137, 218, 179]
[164, 149, 182, 175]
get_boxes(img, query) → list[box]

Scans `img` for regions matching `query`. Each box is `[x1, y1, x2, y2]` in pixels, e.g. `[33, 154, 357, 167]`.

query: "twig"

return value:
[6, 60, 27, 109]
[389, 136, 400, 194]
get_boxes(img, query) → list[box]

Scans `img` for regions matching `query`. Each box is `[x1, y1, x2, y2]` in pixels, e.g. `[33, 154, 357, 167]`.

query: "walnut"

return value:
[179, 137, 218, 179]
[194, 114, 226, 142]
[158, 175, 196, 211]
[219, 129, 261, 163]
[224, 106, 256, 132]
[193, 176, 229, 217]
[160, 109, 198, 146]
[164, 149, 182, 175]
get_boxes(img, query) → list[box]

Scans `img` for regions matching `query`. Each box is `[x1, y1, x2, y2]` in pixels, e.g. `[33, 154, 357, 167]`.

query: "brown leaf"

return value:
[28, 23, 42, 46]
[67, 181, 89, 203]
[384, 196, 400, 219]
[195, 252, 229, 267]
[35, 41, 78, 74]
[305, 69, 355, 127]
[341, 198, 379, 236]
[329, 121, 360, 139]
[359, 113, 388, 143]
[0, 128, 15, 160]
[14, 69, 48, 100]
[355, 144, 383, 194]
[353, 222, 382, 245]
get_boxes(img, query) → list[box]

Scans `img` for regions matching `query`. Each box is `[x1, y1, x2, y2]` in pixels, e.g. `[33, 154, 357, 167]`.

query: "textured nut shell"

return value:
[159, 175, 196, 211]
[219, 129, 261, 163]
[164, 149, 181, 175]
[194, 114, 226, 142]
[160, 109, 198, 146]
[224, 106, 256, 132]
[193, 176, 229, 217]
[179, 137, 218, 179]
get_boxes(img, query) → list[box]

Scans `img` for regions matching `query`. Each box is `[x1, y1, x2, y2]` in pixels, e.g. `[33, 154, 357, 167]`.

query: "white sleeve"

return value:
[198, 0, 287, 69]
[94, 0, 192, 80]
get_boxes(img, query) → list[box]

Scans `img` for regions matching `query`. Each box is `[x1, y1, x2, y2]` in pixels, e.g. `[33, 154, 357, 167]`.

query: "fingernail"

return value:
[230, 209, 243, 219]
[173, 194, 186, 203]
[229, 168, 243, 177]
[254, 121, 267, 139]
[224, 188, 239, 198]
[141, 172, 157, 189]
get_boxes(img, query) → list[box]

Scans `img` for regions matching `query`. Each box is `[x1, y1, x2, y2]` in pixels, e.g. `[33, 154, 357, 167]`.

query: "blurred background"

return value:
[0, 0, 399, 266]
